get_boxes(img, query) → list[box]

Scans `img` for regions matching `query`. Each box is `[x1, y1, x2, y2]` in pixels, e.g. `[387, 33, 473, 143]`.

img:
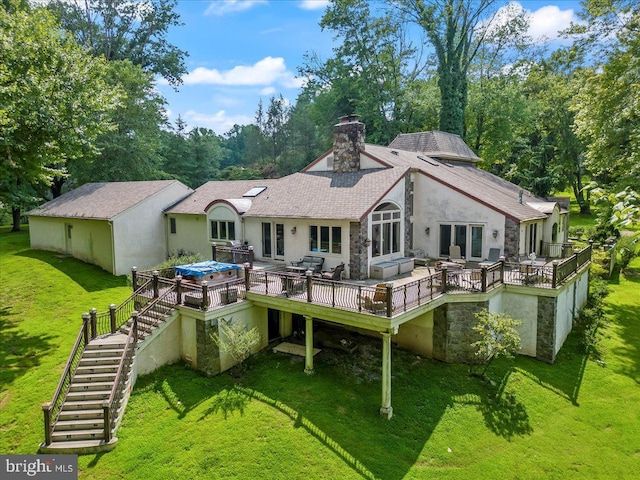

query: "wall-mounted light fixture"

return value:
[492, 229, 498, 238]
[291, 226, 296, 234]
[425, 227, 430, 235]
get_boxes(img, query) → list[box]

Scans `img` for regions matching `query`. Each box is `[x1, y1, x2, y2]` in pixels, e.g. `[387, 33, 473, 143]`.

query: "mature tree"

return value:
[69, 60, 167, 185]
[397, 0, 501, 136]
[0, 5, 118, 230]
[301, 0, 427, 144]
[572, 18, 640, 190]
[47, 0, 187, 86]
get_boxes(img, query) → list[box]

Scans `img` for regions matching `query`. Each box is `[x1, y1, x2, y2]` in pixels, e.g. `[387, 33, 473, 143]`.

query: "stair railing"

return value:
[41, 313, 91, 445]
[101, 286, 179, 442]
[41, 277, 174, 446]
[102, 312, 137, 443]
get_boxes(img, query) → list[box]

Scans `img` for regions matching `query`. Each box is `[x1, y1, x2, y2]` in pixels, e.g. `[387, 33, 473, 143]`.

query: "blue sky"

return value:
[156, 0, 584, 135]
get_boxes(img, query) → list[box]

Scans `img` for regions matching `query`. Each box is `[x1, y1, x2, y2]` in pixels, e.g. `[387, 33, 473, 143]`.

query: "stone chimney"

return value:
[333, 114, 365, 173]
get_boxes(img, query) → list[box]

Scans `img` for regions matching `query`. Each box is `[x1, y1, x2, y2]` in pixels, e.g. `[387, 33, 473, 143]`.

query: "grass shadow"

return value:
[16, 249, 128, 293]
[0, 308, 55, 388]
[239, 336, 534, 480]
[512, 333, 589, 406]
[473, 369, 533, 440]
[606, 271, 640, 384]
[198, 387, 250, 420]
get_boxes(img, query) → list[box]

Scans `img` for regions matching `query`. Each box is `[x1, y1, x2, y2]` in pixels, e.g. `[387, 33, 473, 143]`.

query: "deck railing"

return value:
[132, 244, 591, 321]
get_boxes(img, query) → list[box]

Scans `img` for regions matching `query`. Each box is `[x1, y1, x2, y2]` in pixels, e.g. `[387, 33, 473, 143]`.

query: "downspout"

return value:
[109, 220, 116, 275]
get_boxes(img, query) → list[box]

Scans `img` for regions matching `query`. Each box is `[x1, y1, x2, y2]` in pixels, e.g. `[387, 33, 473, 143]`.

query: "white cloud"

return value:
[528, 5, 576, 41]
[182, 56, 300, 88]
[299, 0, 330, 10]
[491, 2, 579, 43]
[205, 0, 266, 16]
[260, 87, 277, 96]
[183, 110, 254, 134]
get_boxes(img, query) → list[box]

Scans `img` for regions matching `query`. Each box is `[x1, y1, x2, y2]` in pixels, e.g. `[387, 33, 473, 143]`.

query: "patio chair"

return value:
[321, 262, 345, 281]
[448, 245, 466, 266]
[479, 248, 501, 267]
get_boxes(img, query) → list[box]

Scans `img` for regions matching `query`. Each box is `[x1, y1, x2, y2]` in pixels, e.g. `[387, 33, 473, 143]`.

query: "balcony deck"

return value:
[134, 244, 591, 320]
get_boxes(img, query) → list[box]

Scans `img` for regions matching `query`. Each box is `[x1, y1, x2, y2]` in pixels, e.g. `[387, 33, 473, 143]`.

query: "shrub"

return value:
[575, 277, 610, 358]
[469, 309, 522, 378]
[616, 235, 639, 272]
[210, 317, 261, 373]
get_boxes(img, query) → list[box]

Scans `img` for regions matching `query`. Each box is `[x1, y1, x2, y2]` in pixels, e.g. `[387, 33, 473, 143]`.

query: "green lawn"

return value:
[1, 227, 639, 479]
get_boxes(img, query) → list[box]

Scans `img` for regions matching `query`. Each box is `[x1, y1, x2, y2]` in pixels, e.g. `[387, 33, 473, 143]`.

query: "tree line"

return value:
[1, 0, 638, 236]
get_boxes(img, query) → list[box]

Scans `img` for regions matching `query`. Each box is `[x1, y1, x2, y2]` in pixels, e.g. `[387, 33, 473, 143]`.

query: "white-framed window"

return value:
[309, 225, 341, 254]
[372, 203, 401, 258]
[211, 220, 236, 241]
[439, 223, 484, 259]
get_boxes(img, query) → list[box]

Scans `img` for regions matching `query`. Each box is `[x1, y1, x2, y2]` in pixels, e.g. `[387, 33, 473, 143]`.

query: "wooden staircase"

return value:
[41, 290, 177, 454]
[41, 334, 126, 453]
[120, 299, 175, 341]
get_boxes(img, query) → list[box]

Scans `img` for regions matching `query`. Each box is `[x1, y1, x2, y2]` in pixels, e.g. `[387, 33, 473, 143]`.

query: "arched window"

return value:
[552, 222, 558, 243]
[371, 203, 401, 257]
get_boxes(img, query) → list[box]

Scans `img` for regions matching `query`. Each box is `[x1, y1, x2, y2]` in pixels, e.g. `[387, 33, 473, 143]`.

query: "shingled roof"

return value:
[365, 144, 549, 222]
[28, 181, 190, 220]
[388, 131, 480, 162]
[166, 168, 409, 221]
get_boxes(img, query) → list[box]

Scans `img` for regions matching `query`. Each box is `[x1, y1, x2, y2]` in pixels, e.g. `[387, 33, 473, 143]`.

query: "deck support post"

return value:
[380, 330, 394, 419]
[304, 315, 314, 374]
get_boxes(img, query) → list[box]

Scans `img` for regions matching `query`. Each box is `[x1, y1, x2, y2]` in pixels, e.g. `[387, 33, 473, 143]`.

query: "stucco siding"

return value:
[30, 216, 114, 273]
[413, 174, 505, 260]
[167, 214, 211, 260]
[503, 292, 538, 357]
[29, 217, 66, 253]
[112, 182, 191, 275]
[396, 311, 434, 357]
[245, 217, 352, 274]
[555, 286, 573, 353]
[135, 313, 181, 377]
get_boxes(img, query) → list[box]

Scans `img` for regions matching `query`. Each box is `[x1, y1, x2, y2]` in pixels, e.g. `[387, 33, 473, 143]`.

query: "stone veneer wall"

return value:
[196, 318, 221, 376]
[536, 296, 557, 363]
[333, 118, 365, 173]
[504, 217, 519, 259]
[432, 301, 489, 363]
[349, 220, 369, 280]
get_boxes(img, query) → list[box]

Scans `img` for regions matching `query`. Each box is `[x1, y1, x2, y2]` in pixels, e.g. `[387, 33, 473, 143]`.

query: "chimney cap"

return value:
[337, 114, 361, 125]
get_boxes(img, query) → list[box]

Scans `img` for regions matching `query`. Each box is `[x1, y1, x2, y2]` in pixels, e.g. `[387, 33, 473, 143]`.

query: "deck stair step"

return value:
[75, 365, 120, 375]
[62, 400, 106, 411]
[51, 429, 108, 442]
[79, 357, 121, 366]
[42, 297, 177, 453]
[65, 390, 111, 402]
[55, 419, 105, 431]
[69, 382, 114, 392]
[73, 372, 117, 383]
[58, 409, 104, 421]
[83, 348, 124, 358]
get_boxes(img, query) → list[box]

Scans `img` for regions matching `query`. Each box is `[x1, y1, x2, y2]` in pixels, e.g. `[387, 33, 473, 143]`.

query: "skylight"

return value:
[242, 186, 267, 198]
